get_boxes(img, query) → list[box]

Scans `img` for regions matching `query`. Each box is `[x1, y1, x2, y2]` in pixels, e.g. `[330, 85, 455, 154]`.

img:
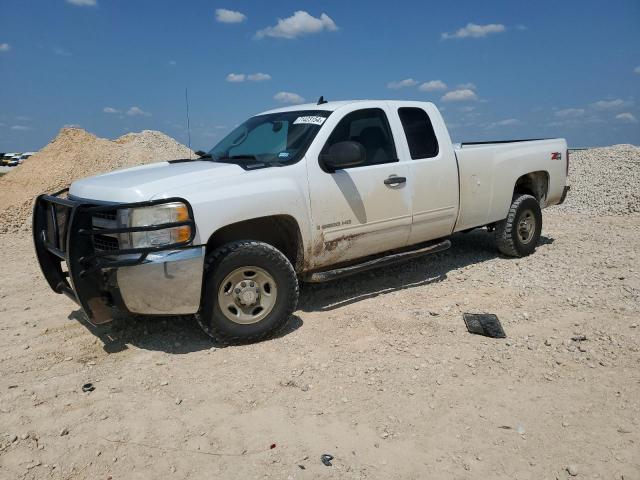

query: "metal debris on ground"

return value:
[82, 383, 95, 393]
[463, 313, 506, 338]
[321, 454, 334, 466]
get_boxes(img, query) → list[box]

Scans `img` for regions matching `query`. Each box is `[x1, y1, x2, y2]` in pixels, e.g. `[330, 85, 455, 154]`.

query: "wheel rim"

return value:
[217, 266, 278, 324]
[517, 209, 536, 244]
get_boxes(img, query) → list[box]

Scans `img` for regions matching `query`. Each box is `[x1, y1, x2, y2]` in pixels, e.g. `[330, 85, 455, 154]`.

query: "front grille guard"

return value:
[33, 189, 197, 323]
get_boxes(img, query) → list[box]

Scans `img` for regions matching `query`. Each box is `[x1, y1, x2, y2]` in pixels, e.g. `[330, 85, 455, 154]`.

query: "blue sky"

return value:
[1, 0, 639, 151]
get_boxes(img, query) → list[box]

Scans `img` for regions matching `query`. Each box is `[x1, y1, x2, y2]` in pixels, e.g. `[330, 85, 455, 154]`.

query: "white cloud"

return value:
[457, 82, 477, 90]
[442, 23, 506, 40]
[615, 112, 638, 124]
[66, 0, 97, 6]
[459, 106, 476, 112]
[226, 73, 246, 83]
[554, 108, 585, 118]
[485, 118, 523, 130]
[226, 73, 271, 82]
[387, 78, 418, 89]
[418, 80, 447, 92]
[53, 47, 72, 56]
[634, 66, 640, 75]
[496, 118, 522, 126]
[256, 11, 337, 39]
[0, 43, 10, 52]
[103, 107, 120, 114]
[274, 91, 305, 104]
[591, 99, 630, 110]
[215, 8, 247, 24]
[168, 60, 177, 67]
[11, 125, 31, 131]
[247, 73, 271, 82]
[126, 106, 151, 117]
[441, 89, 478, 102]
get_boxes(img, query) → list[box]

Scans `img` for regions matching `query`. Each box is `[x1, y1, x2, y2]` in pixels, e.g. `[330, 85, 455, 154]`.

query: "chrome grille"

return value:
[93, 210, 117, 221]
[93, 234, 119, 252]
[92, 210, 120, 252]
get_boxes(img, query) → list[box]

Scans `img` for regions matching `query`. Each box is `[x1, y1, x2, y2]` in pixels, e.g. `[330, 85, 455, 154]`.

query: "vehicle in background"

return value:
[8, 155, 22, 167]
[18, 152, 36, 164]
[33, 99, 569, 343]
[2, 153, 19, 166]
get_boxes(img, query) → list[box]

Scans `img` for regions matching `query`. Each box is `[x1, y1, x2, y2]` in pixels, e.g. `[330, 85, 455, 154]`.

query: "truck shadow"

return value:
[298, 229, 554, 312]
[68, 309, 304, 354]
[68, 229, 551, 353]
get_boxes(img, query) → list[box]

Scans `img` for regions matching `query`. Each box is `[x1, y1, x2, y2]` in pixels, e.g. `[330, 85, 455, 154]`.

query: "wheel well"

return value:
[205, 215, 303, 271]
[514, 171, 549, 202]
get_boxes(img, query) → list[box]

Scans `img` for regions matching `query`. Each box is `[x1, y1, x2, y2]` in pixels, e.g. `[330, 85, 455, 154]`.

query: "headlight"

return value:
[127, 201, 192, 248]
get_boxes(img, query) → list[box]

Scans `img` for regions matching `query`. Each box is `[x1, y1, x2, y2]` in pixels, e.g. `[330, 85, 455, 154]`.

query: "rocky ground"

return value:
[0, 146, 639, 479]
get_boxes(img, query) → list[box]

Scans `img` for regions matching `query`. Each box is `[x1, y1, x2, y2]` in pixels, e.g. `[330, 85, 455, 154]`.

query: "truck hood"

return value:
[69, 160, 246, 202]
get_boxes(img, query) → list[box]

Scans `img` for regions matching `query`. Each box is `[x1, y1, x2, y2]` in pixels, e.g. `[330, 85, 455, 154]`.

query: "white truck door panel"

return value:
[389, 103, 459, 244]
[307, 105, 412, 268]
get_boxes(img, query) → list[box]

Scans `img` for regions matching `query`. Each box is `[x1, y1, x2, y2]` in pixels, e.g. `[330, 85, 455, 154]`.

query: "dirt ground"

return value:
[1, 206, 639, 479]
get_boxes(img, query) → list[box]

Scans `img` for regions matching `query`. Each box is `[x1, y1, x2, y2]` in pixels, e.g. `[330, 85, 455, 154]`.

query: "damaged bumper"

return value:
[32, 190, 204, 324]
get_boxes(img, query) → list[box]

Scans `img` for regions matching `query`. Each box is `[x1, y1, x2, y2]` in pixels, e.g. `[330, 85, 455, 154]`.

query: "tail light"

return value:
[566, 149, 570, 177]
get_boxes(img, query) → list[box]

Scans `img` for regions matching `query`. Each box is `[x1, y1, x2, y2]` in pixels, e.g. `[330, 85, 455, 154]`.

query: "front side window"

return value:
[398, 107, 439, 159]
[209, 110, 331, 167]
[322, 108, 397, 167]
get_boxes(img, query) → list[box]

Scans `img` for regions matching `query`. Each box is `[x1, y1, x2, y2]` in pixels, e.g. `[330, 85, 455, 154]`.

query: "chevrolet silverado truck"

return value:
[33, 100, 569, 343]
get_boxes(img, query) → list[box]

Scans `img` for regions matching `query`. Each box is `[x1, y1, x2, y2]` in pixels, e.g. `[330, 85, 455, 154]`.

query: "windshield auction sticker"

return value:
[293, 116, 326, 126]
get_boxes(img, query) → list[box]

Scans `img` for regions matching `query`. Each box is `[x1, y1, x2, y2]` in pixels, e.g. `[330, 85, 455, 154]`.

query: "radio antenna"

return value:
[185, 87, 192, 158]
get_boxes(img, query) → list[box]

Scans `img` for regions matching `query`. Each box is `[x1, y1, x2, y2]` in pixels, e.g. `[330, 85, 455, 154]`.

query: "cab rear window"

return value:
[398, 107, 439, 159]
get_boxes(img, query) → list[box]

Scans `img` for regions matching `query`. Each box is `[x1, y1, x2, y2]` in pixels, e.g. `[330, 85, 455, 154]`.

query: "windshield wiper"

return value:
[215, 154, 288, 170]
[217, 154, 259, 162]
[194, 150, 214, 159]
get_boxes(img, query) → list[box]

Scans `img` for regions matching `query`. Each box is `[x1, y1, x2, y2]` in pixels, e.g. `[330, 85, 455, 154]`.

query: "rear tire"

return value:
[197, 241, 298, 344]
[495, 194, 542, 257]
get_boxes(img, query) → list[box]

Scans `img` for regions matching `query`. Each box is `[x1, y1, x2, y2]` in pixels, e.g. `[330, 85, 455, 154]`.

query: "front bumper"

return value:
[117, 247, 204, 315]
[32, 190, 203, 324]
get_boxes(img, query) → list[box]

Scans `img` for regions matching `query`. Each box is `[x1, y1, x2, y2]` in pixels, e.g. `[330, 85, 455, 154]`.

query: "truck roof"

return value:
[259, 99, 435, 116]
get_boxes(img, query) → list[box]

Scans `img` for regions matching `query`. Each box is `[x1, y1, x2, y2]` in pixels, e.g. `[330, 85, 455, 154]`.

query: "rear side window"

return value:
[323, 108, 397, 167]
[398, 107, 439, 159]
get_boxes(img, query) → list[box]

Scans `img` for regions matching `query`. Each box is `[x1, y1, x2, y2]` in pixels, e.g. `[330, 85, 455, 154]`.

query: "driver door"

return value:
[307, 106, 412, 269]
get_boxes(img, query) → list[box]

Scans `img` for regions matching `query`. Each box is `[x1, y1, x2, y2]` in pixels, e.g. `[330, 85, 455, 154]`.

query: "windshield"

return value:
[208, 110, 331, 166]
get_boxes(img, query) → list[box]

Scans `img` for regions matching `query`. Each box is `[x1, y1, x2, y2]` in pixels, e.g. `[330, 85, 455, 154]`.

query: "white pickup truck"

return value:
[33, 100, 569, 342]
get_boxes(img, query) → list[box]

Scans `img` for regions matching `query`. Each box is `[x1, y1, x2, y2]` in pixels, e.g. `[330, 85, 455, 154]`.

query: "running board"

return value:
[303, 239, 451, 283]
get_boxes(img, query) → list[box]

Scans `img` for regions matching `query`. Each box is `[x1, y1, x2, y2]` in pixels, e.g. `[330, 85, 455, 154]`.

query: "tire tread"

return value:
[495, 194, 539, 257]
[196, 240, 298, 344]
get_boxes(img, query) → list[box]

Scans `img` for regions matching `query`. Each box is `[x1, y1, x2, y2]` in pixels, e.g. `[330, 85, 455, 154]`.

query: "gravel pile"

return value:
[0, 127, 192, 233]
[554, 144, 640, 216]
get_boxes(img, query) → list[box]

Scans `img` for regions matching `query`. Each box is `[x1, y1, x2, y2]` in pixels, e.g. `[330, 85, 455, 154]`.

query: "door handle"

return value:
[384, 176, 406, 186]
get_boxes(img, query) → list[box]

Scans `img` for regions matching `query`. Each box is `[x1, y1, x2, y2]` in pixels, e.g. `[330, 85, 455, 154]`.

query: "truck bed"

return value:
[453, 138, 568, 232]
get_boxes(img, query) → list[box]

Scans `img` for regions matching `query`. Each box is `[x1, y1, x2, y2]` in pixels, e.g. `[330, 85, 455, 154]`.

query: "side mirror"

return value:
[320, 141, 365, 172]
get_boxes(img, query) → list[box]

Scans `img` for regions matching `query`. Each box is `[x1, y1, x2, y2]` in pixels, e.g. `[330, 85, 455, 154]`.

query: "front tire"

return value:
[198, 241, 299, 344]
[494, 194, 542, 257]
